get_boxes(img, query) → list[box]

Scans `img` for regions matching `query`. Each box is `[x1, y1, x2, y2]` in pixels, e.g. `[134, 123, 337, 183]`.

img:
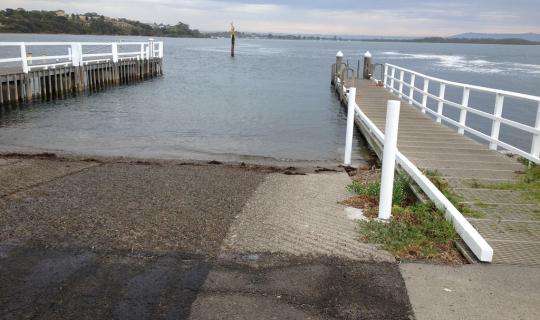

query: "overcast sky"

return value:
[3, 0, 539, 36]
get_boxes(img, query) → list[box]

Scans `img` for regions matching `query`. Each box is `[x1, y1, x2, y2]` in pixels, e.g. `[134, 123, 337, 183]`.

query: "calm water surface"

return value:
[0, 34, 539, 163]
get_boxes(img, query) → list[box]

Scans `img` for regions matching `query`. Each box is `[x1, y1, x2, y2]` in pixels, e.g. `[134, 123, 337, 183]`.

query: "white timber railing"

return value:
[381, 63, 540, 163]
[340, 82, 493, 262]
[0, 40, 164, 73]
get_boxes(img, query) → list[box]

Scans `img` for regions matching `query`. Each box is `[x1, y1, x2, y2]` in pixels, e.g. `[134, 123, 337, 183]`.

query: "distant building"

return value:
[54, 10, 66, 17]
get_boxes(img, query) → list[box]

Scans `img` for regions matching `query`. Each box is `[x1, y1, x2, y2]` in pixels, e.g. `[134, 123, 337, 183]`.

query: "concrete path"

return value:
[401, 263, 540, 320]
[221, 172, 394, 262]
[0, 155, 413, 320]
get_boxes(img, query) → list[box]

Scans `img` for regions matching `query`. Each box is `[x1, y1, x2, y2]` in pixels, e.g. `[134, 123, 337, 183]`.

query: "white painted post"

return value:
[389, 67, 396, 92]
[490, 93, 505, 150]
[383, 64, 388, 87]
[148, 38, 155, 58]
[398, 70, 404, 98]
[112, 43, 119, 63]
[421, 78, 429, 114]
[70, 43, 82, 66]
[145, 46, 150, 60]
[436, 83, 446, 123]
[20, 44, 29, 73]
[158, 42, 164, 58]
[408, 74, 415, 104]
[140, 44, 145, 60]
[531, 101, 540, 159]
[458, 87, 470, 135]
[378, 100, 401, 220]
[344, 87, 357, 166]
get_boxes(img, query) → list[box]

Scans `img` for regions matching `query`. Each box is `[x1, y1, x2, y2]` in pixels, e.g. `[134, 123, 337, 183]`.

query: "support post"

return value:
[344, 87, 356, 166]
[408, 74, 415, 104]
[378, 100, 401, 220]
[531, 101, 540, 159]
[112, 43, 119, 63]
[458, 87, 470, 135]
[490, 93, 504, 150]
[20, 44, 29, 73]
[436, 83, 445, 123]
[70, 43, 82, 67]
[398, 70, 404, 98]
[158, 42, 164, 58]
[383, 64, 388, 87]
[335, 51, 344, 83]
[421, 79, 429, 114]
[362, 51, 373, 79]
[389, 67, 395, 92]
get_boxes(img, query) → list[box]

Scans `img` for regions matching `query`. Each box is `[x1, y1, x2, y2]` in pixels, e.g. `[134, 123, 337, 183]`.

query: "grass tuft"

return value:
[467, 162, 540, 204]
[359, 202, 460, 262]
[345, 170, 462, 263]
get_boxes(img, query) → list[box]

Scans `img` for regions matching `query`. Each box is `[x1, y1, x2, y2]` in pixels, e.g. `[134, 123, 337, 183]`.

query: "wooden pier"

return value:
[333, 53, 540, 266]
[0, 41, 163, 107]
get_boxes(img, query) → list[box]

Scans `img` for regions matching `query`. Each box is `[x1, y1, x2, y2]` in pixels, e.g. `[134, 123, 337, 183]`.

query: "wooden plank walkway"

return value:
[353, 79, 539, 266]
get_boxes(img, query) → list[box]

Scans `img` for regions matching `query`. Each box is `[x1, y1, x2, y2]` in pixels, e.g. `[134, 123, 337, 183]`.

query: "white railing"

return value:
[382, 63, 540, 163]
[340, 82, 493, 262]
[0, 40, 164, 73]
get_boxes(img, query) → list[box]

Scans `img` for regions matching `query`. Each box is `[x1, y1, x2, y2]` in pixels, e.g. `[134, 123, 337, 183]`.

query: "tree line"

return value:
[0, 8, 203, 38]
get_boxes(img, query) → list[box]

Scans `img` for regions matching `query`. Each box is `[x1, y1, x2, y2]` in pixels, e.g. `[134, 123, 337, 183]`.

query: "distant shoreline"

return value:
[2, 32, 539, 46]
[356, 37, 540, 46]
[2, 8, 538, 46]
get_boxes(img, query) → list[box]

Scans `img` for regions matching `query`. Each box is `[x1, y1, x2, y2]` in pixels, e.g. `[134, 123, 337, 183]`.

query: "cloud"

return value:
[1, 0, 538, 36]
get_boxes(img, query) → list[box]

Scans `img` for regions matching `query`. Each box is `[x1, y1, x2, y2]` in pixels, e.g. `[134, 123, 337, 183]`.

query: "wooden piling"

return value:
[0, 77, 4, 105]
[1, 56, 163, 108]
[14, 75, 19, 103]
[25, 74, 32, 102]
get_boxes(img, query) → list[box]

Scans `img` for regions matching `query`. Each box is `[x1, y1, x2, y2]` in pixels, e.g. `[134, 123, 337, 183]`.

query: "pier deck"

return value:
[353, 79, 538, 266]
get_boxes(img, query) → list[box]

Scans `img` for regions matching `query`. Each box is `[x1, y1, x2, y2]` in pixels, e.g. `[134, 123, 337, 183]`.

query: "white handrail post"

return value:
[70, 43, 82, 66]
[158, 42, 164, 58]
[421, 78, 429, 114]
[148, 38, 155, 58]
[140, 44, 145, 60]
[398, 70, 404, 98]
[458, 87, 470, 135]
[389, 67, 395, 92]
[344, 87, 357, 166]
[531, 101, 540, 159]
[112, 43, 119, 63]
[378, 100, 401, 220]
[408, 74, 415, 104]
[490, 93, 504, 150]
[383, 64, 388, 87]
[20, 44, 29, 73]
[436, 83, 446, 123]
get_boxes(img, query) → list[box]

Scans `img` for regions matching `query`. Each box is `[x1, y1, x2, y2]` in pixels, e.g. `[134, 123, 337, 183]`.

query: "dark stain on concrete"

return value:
[1, 247, 413, 320]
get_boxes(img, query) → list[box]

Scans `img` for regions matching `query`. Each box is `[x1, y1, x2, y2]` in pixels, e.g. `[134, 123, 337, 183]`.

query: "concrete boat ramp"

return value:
[1, 155, 539, 319]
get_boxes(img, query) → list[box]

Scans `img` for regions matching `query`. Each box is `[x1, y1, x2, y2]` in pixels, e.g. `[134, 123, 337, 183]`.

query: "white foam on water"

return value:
[380, 51, 540, 75]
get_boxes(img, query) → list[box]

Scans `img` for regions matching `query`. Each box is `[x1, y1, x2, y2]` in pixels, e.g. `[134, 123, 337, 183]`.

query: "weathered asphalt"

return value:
[0, 155, 414, 320]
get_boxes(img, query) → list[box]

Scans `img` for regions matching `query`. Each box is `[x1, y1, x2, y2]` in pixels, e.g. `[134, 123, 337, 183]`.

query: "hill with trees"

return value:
[0, 8, 203, 37]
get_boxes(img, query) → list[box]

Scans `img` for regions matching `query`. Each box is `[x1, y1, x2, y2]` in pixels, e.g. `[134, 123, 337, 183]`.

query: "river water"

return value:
[0, 34, 539, 164]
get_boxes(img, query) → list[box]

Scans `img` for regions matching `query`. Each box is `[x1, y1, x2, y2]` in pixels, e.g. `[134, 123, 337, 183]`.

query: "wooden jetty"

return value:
[0, 40, 163, 106]
[333, 52, 540, 266]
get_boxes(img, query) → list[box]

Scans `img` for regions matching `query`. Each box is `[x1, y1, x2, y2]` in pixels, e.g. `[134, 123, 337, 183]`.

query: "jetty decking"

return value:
[333, 54, 539, 266]
[0, 41, 163, 106]
[353, 79, 537, 266]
